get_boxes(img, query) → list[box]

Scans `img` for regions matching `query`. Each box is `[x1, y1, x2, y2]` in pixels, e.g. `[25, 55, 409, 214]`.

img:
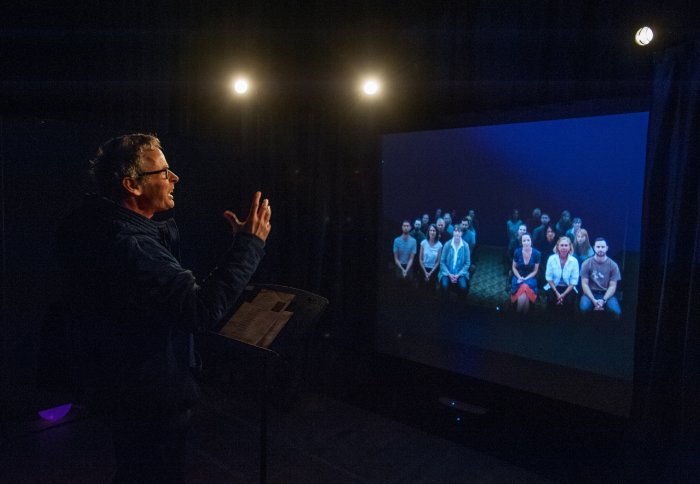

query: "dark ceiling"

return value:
[2, 1, 698, 136]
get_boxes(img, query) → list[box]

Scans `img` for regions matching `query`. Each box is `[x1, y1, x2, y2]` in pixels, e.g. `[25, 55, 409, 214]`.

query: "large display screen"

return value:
[377, 108, 648, 416]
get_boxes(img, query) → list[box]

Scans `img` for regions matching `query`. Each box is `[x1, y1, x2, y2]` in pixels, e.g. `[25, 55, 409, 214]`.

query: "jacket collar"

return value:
[86, 194, 180, 259]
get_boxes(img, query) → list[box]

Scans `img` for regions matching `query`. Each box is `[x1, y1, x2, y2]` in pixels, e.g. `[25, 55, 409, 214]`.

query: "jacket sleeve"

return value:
[125, 233, 265, 332]
[545, 255, 555, 283]
[439, 245, 449, 278]
[457, 245, 471, 278]
[567, 257, 580, 286]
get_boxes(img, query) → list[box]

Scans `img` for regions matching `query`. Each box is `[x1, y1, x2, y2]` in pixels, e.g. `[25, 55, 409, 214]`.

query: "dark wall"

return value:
[5, 1, 691, 131]
[2, 1, 700, 410]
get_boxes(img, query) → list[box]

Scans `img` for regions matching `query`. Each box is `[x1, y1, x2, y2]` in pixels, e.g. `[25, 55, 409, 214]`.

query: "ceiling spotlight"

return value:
[635, 26, 654, 46]
[362, 79, 381, 96]
[231, 77, 250, 95]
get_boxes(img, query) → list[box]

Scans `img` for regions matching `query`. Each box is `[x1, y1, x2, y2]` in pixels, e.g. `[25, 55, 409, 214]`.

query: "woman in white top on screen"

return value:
[545, 236, 579, 310]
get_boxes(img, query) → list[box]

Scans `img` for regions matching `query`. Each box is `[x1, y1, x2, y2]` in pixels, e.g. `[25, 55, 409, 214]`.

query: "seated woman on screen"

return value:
[504, 223, 527, 288]
[535, 223, 557, 289]
[545, 236, 579, 311]
[511, 233, 541, 313]
[419, 224, 443, 288]
[439, 225, 470, 298]
[572, 228, 594, 266]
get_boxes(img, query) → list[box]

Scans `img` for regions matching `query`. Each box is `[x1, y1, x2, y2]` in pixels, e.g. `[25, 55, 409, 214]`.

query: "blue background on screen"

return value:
[382, 112, 648, 252]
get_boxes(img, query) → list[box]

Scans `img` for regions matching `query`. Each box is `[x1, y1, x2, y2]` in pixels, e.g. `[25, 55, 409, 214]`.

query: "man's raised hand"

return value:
[223, 191, 272, 242]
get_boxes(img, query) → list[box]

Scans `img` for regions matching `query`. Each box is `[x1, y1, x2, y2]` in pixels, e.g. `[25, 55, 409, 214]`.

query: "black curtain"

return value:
[632, 38, 700, 479]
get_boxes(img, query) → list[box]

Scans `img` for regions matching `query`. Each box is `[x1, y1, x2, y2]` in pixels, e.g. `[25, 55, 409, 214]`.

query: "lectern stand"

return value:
[206, 284, 328, 484]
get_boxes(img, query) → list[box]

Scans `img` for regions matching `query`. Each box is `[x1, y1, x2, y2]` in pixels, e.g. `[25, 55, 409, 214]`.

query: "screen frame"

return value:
[374, 96, 651, 417]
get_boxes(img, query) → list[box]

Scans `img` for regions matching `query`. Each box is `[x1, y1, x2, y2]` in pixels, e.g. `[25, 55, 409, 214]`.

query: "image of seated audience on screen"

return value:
[390, 209, 622, 318]
[377, 109, 648, 416]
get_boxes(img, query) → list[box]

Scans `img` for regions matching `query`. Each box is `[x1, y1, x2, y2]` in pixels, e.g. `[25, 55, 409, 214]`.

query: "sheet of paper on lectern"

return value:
[218, 289, 295, 348]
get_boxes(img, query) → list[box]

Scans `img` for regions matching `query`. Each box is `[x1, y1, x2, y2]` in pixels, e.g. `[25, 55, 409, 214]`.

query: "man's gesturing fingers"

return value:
[253, 193, 272, 241]
[222, 191, 271, 241]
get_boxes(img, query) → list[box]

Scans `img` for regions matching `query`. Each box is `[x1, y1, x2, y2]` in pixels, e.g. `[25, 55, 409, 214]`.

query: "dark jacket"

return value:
[45, 194, 264, 413]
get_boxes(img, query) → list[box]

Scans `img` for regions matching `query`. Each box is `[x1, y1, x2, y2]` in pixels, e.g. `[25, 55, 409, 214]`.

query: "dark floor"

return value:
[1, 384, 553, 484]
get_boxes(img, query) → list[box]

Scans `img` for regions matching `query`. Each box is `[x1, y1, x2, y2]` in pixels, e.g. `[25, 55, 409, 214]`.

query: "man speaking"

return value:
[52, 134, 271, 482]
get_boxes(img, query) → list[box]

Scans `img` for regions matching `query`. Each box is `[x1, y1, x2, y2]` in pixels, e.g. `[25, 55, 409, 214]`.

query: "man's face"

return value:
[453, 228, 462, 240]
[402, 222, 411, 234]
[443, 213, 452, 225]
[460, 221, 468, 231]
[532, 209, 541, 218]
[594, 241, 608, 257]
[561, 212, 571, 223]
[135, 149, 178, 217]
[422, 214, 429, 225]
[437, 220, 445, 231]
[414, 220, 422, 230]
[541, 214, 550, 225]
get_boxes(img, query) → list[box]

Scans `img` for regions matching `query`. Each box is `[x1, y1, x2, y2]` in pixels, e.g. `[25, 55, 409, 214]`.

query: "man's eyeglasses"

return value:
[137, 168, 174, 180]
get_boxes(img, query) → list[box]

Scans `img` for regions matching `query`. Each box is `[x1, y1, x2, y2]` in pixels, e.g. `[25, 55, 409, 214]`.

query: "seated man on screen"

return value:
[409, 218, 426, 245]
[555, 209, 573, 237]
[507, 223, 527, 261]
[531, 212, 551, 247]
[393, 220, 417, 281]
[506, 209, 523, 243]
[467, 208, 479, 232]
[443, 212, 455, 237]
[525, 208, 542, 237]
[439, 225, 470, 297]
[420, 213, 430, 236]
[435, 217, 448, 242]
[459, 216, 476, 252]
[579, 237, 622, 318]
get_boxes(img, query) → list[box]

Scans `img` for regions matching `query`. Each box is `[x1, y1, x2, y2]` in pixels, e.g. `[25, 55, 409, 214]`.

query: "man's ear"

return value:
[122, 176, 143, 196]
